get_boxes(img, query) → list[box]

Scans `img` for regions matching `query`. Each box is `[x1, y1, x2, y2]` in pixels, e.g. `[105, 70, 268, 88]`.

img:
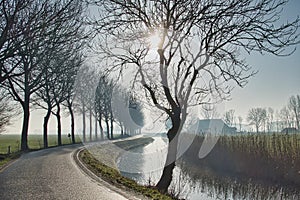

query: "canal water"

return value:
[117, 134, 216, 199]
[116, 134, 299, 200]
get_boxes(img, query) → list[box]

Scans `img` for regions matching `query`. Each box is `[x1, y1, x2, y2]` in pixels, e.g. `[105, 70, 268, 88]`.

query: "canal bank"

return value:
[78, 136, 175, 200]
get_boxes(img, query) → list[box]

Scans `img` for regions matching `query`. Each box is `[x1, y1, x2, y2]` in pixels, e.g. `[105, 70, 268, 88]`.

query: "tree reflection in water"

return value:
[177, 159, 300, 200]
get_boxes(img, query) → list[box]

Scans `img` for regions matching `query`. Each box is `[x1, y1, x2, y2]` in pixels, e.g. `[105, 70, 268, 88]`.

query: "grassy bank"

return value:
[181, 133, 300, 191]
[85, 137, 155, 170]
[0, 152, 21, 170]
[79, 137, 175, 200]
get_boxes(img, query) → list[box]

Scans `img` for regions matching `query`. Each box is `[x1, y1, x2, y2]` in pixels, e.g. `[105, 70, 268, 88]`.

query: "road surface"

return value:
[0, 144, 141, 200]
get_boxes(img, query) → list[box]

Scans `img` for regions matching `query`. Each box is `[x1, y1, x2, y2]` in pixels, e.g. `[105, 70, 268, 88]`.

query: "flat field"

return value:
[0, 134, 82, 154]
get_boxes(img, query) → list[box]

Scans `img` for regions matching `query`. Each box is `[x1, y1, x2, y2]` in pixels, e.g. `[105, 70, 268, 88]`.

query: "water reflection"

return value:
[117, 135, 300, 199]
[178, 161, 299, 200]
[117, 135, 167, 184]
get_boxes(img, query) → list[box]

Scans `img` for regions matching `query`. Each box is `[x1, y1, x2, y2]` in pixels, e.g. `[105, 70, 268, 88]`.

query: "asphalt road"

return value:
[0, 144, 140, 200]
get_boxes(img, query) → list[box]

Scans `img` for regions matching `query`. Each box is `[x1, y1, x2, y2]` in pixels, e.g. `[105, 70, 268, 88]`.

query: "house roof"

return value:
[189, 118, 235, 134]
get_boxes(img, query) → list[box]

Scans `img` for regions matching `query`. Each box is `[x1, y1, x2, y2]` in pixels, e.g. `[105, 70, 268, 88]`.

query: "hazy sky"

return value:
[226, 0, 300, 118]
[4, 0, 300, 135]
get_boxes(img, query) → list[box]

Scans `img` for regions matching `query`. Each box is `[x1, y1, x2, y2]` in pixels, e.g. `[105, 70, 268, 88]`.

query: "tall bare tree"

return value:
[34, 48, 84, 148]
[0, 88, 13, 133]
[63, 53, 84, 144]
[266, 107, 274, 132]
[75, 66, 98, 142]
[0, 0, 30, 84]
[280, 106, 293, 128]
[4, 0, 85, 151]
[91, 0, 299, 192]
[238, 116, 243, 132]
[94, 74, 114, 139]
[95, 75, 107, 140]
[288, 94, 300, 130]
[247, 107, 267, 133]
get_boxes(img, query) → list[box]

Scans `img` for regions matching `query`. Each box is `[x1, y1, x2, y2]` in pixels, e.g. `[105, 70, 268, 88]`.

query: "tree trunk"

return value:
[156, 126, 179, 193]
[56, 104, 62, 146]
[95, 115, 98, 140]
[89, 109, 92, 142]
[110, 117, 113, 139]
[120, 124, 124, 137]
[68, 102, 75, 144]
[98, 119, 104, 140]
[105, 118, 110, 139]
[21, 99, 30, 151]
[295, 114, 299, 130]
[82, 102, 86, 142]
[156, 114, 180, 193]
[43, 106, 51, 148]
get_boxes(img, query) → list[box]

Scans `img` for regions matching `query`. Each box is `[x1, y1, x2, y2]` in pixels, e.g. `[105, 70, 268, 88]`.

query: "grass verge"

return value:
[79, 137, 175, 200]
[0, 134, 83, 169]
[0, 134, 83, 153]
[0, 152, 21, 169]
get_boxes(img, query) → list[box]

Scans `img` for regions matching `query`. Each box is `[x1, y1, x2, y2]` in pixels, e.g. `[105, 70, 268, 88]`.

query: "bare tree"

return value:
[223, 109, 235, 127]
[94, 74, 114, 139]
[266, 107, 274, 132]
[201, 104, 220, 120]
[111, 86, 127, 137]
[34, 48, 84, 147]
[63, 53, 84, 144]
[0, 89, 13, 133]
[3, 0, 86, 151]
[129, 96, 145, 134]
[95, 75, 108, 140]
[94, 79, 104, 140]
[0, 0, 31, 84]
[288, 95, 300, 130]
[247, 108, 267, 133]
[111, 87, 143, 136]
[91, 0, 299, 192]
[75, 66, 97, 142]
[238, 116, 243, 132]
[280, 106, 293, 128]
[51, 51, 84, 146]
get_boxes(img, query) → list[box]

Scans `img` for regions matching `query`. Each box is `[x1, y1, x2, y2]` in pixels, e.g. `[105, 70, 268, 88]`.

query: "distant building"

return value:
[189, 119, 237, 135]
[281, 127, 298, 134]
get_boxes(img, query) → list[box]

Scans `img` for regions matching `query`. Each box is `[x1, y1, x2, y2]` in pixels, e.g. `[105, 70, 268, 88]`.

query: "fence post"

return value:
[7, 145, 11, 155]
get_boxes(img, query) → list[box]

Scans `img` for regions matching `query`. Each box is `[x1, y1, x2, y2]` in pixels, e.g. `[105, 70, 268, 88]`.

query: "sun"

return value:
[147, 31, 161, 49]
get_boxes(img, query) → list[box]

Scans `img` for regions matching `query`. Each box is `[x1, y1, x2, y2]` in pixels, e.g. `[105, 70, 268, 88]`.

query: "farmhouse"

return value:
[189, 119, 237, 135]
[281, 127, 298, 134]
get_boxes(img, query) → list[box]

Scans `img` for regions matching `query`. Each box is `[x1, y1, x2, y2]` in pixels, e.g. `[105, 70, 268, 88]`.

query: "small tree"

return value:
[223, 109, 235, 127]
[247, 108, 267, 133]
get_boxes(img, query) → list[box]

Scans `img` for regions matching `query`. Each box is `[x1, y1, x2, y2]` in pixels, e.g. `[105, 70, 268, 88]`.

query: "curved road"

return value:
[0, 144, 141, 200]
